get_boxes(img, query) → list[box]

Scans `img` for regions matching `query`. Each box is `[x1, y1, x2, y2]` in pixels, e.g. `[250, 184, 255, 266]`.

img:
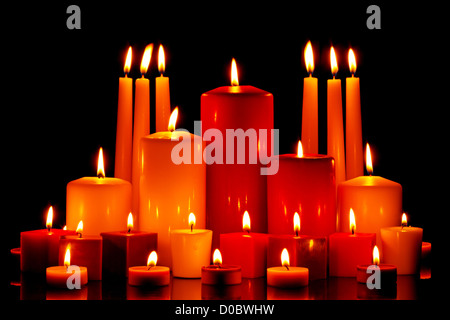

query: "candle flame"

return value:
[293, 212, 300, 235]
[401, 213, 408, 227]
[330, 46, 338, 77]
[348, 48, 357, 75]
[281, 248, 290, 269]
[304, 41, 314, 75]
[124, 46, 132, 75]
[213, 249, 222, 265]
[349, 208, 356, 234]
[242, 210, 251, 232]
[373, 245, 380, 266]
[127, 212, 133, 232]
[147, 251, 158, 268]
[297, 140, 303, 158]
[46, 206, 53, 230]
[76, 220, 83, 236]
[64, 245, 71, 269]
[158, 44, 165, 74]
[231, 58, 239, 86]
[189, 212, 196, 230]
[168, 107, 179, 132]
[365, 143, 373, 176]
[140, 43, 153, 76]
[97, 147, 105, 178]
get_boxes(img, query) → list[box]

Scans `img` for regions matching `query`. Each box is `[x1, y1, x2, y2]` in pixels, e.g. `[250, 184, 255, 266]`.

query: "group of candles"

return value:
[14, 41, 430, 298]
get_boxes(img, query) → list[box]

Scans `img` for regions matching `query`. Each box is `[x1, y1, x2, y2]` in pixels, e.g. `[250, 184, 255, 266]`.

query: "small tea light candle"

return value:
[267, 248, 309, 288]
[356, 246, 397, 285]
[201, 249, 242, 286]
[128, 251, 170, 286]
[46, 246, 88, 288]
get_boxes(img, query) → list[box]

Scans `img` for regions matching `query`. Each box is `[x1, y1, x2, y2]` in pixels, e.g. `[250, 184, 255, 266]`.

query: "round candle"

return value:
[356, 246, 397, 286]
[337, 143, 402, 251]
[155, 44, 171, 132]
[46, 247, 88, 288]
[267, 141, 336, 237]
[128, 251, 170, 286]
[66, 147, 132, 235]
[201, 59, 273, 249]
[267, 249, 309, 288]
[380, 214, 423, 275]
[201, 249, 242, 285]
[170, 213, 212, 278]
[139, 109, 206, 267]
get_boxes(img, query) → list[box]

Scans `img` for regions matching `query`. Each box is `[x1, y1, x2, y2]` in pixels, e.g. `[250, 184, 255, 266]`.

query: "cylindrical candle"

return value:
[46, 246, 88, 288]
[155, 44, 171, 132]
[267, 249, 308, 288]
[128, 251, 170, 286]
[201, 249, 242, 285]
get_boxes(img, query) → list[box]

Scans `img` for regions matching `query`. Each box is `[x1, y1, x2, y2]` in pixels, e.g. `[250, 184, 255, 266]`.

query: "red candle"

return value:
[356, 246, 397, 285]
[267, 249, 309, 288]
[267, 141, 336, 237]
[220, 211, 268, 278]
[267, 212, 327, 280]
[20, 206, 77, 273]
[128, 251, 170, 287]
[201, 58, 273, 249]
[59, 221, 102, 280]
[46, 246, 88, 288]
[201, 249, 242, 285]
[329, 209, 376, 277]
[101, 213, 157, 277]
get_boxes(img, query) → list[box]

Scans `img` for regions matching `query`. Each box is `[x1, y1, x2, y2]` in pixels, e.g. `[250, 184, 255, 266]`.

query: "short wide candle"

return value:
[267, 249, 309, 288]
[128, 251, 170, 287]
[201, 249, 242, 286]
[46, 247, 88, 288]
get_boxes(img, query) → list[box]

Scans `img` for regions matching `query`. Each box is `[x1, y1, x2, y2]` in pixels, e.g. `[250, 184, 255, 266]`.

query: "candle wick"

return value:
[127, 228, 131, 234]
[148, 265, 153, 271]
[284, 265, 289, 271]
[295, 230, 299, 237]
[47, 227, 51, 233]
[191, 225, 193, 232]
[97, 172, 105, 179]
[78, 232, 82, 239]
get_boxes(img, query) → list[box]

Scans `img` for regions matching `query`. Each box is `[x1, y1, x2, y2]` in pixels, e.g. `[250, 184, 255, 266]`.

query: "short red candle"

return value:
[267, 142, 336, 237]
[201, 60, 274, 249]
[201, 249, 242, 285]
[46, 266, 88, 288]
[267, 249, 308, 288]
[356, 264, 397, 285]
[128, 251, 170, 287]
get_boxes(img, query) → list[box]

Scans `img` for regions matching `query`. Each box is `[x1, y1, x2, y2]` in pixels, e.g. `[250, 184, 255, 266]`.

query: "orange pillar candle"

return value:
[345, 48, 364, 179]
[327, 46, 346, 185]
[155, 44, 171, 132]
[115, 46, 133, 181]
[46, 246, 88, 288]
[301, 41, 318, 154]
[139, 108, 206, 268]
[66, 148, 132, 235]
[267, 249, 309, 288]
[131, 44, 153, 224]
[337, 144, 402, 251]
[128, 251, 170, 286]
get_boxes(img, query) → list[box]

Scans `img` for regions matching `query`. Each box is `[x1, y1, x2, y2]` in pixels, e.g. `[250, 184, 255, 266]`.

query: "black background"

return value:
[3, 0, 441, 310]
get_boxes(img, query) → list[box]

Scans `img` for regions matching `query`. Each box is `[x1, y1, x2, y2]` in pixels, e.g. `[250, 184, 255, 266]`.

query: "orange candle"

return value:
[66, 148, 132, 235]
[131, 44, 153, 224]
[201, 249, 242, 285]
[345, 48, 364, 179]
[327, 46, 346, 185]
[267, 249, 309, 288]
[301, 41, 318, 154]
[46, 246, 88, 288]
[128, 251, 170, 286]
[155, 44, 171, 132]
[115, 46, 133, 181]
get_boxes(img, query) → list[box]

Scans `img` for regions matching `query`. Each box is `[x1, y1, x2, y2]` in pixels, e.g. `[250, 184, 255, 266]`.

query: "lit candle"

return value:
[115, 46, 133, 181]
[201, 249, 242, 285]
[301, 41, 318, 154]
[132, 44, 153, 222]
[329, 208, 376, 277]
[267, 212, 327, 280]
[20, 206, 77, 273]
[59, 220, 102, 280]
[139, 108, 206, 267]
[170, 213, 212, 278]
[46, 246, 88, 288]
[345, 48, 364, 179]
[267, 140, 336, 237]
[327, 46, 346, 185]
[337, 143, 402, 251]
[66, 147, 132, 235]
[380, 213, 423, 274]
[128, 251, 170, 286]
[155, 44, 171, 132]
[201, 58, 274, 249]
[356, 245, 397, 285]
[101, 213, 157, 278]
[267, 248, 309, 288]
[220, 211, 268, 278]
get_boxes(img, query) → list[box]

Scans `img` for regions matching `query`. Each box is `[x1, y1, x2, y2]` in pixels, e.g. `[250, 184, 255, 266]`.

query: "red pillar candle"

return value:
[329, 209, 376, 277]
[128, 251, 170, 287]
[201, 58, 273, 249]
[101, 213, 157, 278]
[201, 249, 242, 285]
[220, 211, 268, 278]
[267, 212, 327, 280]
[267, 141, 336, 237]
[267, 249, 309, 288]
[20, 206, 77, 273]
[46, 246, 88, 288]
[58, 221, 102, 281]
[356, 246, 397, 286]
